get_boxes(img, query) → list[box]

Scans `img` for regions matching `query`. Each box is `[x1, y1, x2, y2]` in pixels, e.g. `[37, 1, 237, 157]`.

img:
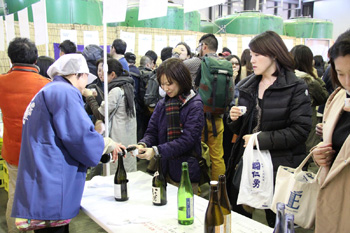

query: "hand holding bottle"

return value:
[111, 142, 126, 162]
[137, 148, 155, 160]
[128, 144, 146, 157]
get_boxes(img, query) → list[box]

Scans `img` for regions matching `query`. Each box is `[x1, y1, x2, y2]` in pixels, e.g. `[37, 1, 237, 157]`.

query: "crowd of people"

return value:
[0, 28, 349, 233]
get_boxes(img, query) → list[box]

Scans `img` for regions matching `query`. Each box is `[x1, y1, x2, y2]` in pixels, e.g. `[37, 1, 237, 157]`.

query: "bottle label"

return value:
[186, 197, 194, 218]
[153, 171, 159, 177]
[114, 183, 128, 199]
[215, 224, 224, 233]
[224, 214, 231, 233]
[152, 187, 161, 204]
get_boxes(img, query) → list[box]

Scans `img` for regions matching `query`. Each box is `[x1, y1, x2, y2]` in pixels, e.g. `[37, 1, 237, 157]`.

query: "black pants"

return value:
[34, 225, 69, 233]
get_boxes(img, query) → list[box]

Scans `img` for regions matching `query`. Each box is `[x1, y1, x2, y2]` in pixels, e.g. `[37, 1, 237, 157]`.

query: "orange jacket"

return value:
[0, 64, 50, 166]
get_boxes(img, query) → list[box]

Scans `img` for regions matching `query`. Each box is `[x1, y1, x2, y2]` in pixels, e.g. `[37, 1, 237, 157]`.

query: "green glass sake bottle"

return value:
[177, 162, 194, 225]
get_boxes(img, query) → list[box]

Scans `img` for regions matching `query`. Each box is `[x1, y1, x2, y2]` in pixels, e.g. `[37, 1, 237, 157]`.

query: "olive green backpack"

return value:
[198, 56, 234, 115]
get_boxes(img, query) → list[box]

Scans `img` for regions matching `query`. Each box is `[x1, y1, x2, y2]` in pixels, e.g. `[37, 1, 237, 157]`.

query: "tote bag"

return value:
[237, 132, 274, 209]
[271, 152, 320, 229]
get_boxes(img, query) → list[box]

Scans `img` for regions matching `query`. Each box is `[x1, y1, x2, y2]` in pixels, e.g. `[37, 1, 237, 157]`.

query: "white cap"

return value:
[47, 53, 96, 81]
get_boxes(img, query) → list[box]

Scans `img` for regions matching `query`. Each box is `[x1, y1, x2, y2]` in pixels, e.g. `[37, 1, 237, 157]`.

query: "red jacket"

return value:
[0, 64, 50, 165]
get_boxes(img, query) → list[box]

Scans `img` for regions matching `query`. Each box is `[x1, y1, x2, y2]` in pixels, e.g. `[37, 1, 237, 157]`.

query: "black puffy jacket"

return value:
[227, 70, 312, 175]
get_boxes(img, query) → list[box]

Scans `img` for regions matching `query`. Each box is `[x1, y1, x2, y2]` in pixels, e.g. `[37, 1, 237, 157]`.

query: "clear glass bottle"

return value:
[177, 162, 194, 225]
[218, 175, 231, 233]
[273, 202, 285, 233]
[114, 150, 128, 201]
[205, 181, 224, 233]
[284, 213, 295, 233]
[152, 154, 167, 206]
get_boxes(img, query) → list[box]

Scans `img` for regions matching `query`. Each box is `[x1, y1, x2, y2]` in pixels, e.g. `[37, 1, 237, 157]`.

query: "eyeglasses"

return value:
[232, 62, 240, 65]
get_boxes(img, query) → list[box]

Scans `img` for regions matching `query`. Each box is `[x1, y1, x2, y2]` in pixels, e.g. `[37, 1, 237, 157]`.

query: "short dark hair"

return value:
[176, 42, 192, 57]
[291, 45, 317, 79]
[36, 56, 55, 79]
[199, 34, 218, 52]
[125, 52, 136, 64]
[313, 55, 324, 68]
[95, 54, 112, 67]
[249, 31, 294, 77]
[112, 39, 127, 55]
[107, 58, 125, 77]
[140, 55, 152, 67]
[222, 47, 232, 54]
[156, 58, 192, 96]
[161, 47, 173, 62]
[145, 50, 158, 65]
[59, 40, 77, 54]
[8, 37, 38, 64]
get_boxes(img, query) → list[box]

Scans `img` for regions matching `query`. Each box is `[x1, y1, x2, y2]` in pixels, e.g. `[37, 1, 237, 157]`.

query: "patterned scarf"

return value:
[165, 93, 188, 142]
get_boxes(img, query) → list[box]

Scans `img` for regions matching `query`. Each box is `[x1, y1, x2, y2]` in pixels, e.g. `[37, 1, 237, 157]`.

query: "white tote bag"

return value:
[271, 152, 320, 229]
[237, 132, 274, 209]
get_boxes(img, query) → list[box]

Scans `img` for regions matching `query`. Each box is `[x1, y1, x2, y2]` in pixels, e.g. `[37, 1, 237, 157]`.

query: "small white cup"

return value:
[238, 106, 247, 115]
[89, 88, 97, 96]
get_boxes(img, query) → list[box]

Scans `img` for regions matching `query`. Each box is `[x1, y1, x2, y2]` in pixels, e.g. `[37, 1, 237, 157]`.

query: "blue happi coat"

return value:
[12, 76, 104, 220]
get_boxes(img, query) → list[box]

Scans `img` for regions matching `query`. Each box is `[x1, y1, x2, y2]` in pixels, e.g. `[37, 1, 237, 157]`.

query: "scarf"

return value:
[165, 91, 195, 142]
[108, 75, 135, 118]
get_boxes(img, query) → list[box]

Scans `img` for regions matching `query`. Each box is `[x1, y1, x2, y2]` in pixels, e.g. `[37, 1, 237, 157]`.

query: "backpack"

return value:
[138, 69, 155, 110]
[144, 73, 161, 110]
[198, 56, 234, 114]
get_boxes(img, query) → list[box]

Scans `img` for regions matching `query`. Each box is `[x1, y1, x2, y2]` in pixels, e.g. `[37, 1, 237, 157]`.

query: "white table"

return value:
[81, 171, 273, 233]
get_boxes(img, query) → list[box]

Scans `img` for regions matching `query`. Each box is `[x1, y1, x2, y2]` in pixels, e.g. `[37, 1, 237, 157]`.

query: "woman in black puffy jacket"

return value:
[226, 31, 312, 227]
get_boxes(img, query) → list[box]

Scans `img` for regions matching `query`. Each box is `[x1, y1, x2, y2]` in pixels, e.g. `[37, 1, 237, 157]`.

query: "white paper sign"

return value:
[139, 0, 168, 21]
[120, 31, 136, 53]
[283, 39, 294, 52]
[0, 18, 4, 51]
[32, 0, 48, 46]
[60, 29, 77, 45]
[154, 35, 168, 57]
[138, 34, 152, 56]
[184, 0, 226, 13]
[103, 0, 127, 23]
[183, 35, 197, 53]
[216, 36, 223, 54]
[84, 31, 99, 47]
[169, 35, 182, 48]
[226, 37, 238, 56]
[242, 37, 252, 50]
[5, 13, 15, 46]
[18, 8, 30, 39]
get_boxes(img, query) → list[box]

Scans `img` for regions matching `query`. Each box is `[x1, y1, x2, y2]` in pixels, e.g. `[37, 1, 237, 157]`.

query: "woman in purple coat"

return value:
[132, 58, 204, 194]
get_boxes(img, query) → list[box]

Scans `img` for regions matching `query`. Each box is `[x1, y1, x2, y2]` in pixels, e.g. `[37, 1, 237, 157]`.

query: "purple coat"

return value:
[140, 93, 204, 182]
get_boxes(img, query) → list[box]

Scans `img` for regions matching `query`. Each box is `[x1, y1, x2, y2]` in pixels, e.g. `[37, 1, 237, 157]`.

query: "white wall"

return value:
[314, 0, 350, 40]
